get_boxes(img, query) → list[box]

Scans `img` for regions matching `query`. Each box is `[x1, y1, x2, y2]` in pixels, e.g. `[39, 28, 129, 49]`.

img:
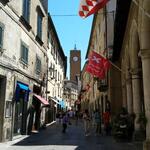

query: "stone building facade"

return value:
[81, 62, 91, 111]
[47, 14, 67, 121]
[82, 0, 117, 115]
[113, 0, 150, 149]
[84, 9, 106, 114]
[82, 1, 150, 149]
[63, 79, 78, 111]
[0, 0, 48, 142]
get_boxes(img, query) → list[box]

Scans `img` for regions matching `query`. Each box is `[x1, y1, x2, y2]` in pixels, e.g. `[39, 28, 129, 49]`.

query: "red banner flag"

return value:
[79, 0, 108, 18]
[85, 51, 110, 79]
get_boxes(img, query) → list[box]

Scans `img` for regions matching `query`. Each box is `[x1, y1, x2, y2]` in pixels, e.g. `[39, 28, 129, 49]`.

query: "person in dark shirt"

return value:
[103, 110, 111, 135]
[56, 112, 60, 125]
[94, 109, 101, 135]
[62, 112, 69, 133]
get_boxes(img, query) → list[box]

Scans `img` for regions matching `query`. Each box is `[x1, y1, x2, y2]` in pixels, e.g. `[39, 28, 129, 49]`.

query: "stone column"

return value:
[122, 84, 127, 108]
[140, 0, 150, 148]
[140, 50, 150, 149]
[126, 78, 133, 114]
[131, 69, 142, 139]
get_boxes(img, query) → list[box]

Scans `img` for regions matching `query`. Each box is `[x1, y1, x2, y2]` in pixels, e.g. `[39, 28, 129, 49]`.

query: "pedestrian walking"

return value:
[67, 112, 72, 125]
[62, 112, 69, 133]
[68, 109, 74, 119]
[59, 111, 63, 124]
[94, 109, 101, 135]
[56, 111, 60, 125]
[75, 111, 79, 125]
[91, 110, 96, 127]
[103, 110, 111, 135]
[83, 109, 91, 136]
[27, 104, 35, 135]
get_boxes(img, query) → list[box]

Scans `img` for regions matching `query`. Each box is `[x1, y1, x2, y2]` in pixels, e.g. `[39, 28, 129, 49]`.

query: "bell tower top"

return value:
[74, 44, 77, 50]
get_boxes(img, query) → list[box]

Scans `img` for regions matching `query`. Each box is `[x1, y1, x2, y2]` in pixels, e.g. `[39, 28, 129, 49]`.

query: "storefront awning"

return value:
[59, 99, 65, 109]
[34, 94, 49, 105]
[50, 97, 59, 104]
[17, 83, 30, 91]
[15, 82, 31, 102]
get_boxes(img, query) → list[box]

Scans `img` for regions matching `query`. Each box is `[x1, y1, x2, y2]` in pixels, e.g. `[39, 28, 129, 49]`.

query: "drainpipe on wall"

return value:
[46, 57, 49, 100]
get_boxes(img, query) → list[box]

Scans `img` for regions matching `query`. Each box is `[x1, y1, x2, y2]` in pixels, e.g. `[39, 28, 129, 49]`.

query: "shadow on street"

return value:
[13, 120, 143, 150]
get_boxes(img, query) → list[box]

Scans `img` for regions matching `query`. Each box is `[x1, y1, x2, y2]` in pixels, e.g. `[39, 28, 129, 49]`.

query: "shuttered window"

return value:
[21, 43, 28, 64]
[37, 13, 42, 39]
[0, 24, 4, 48]
[36, 56, 41, 74]
[23, 0, 30, 22]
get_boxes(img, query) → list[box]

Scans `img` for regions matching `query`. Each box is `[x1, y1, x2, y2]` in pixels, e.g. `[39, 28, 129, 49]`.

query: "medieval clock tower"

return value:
[70, 46, 81, 81]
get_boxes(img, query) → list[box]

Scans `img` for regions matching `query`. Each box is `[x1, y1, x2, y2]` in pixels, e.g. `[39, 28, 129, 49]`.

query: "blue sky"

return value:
[48, 0, 93, 78]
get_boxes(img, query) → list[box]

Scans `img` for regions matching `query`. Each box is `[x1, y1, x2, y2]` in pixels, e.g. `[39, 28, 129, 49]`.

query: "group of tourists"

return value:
[55, 109, 111, 136]
[83, 109, 111, 136]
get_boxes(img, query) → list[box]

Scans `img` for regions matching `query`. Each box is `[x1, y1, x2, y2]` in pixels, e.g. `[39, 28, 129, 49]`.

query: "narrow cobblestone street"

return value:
[0, 120, 143, 150]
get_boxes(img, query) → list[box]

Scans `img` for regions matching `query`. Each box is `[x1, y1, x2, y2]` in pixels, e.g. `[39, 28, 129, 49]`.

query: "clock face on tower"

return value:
[73, 56, 78, 62]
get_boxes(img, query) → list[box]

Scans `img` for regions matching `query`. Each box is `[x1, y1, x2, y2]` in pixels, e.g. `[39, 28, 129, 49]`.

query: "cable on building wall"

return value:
[50, 11, 115, 17]
[50, 0, 150, 19]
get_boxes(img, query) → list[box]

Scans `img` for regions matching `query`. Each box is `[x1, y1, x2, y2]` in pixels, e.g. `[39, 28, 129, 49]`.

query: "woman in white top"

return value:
[83, 109, 91, 136]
